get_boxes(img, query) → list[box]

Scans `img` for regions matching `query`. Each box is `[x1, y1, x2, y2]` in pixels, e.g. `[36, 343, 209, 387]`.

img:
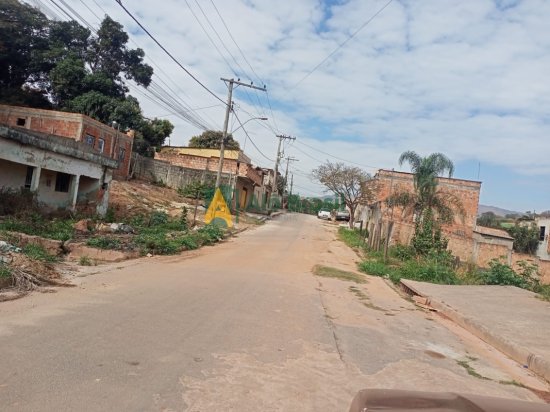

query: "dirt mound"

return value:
[109, 180, 200, 219]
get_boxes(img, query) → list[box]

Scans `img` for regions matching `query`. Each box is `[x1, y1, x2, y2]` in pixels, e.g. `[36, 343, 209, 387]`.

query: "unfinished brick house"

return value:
[155, 147, 272, 210]
[0, 105, 133, 179]
[0, 125, 117, 216]
[358, 169, 513, 266]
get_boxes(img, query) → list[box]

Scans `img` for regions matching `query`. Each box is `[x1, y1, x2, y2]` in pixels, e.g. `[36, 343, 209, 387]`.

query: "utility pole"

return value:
[215, 78, 266, 189]
[289, 173, 294, 211]
[283, 156, 298, 209]
[270, 134, 295, 208]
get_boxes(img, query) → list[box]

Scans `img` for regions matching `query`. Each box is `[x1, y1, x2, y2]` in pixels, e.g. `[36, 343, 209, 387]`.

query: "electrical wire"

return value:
[294, 140, 379, 170]
[114, 0, 227, 106]
[233, 112, 275, 162]
[292, 0, 394, 89]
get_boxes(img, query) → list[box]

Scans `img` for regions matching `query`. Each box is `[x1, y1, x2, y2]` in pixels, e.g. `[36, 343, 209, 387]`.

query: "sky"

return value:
[41, 0, 550, 212]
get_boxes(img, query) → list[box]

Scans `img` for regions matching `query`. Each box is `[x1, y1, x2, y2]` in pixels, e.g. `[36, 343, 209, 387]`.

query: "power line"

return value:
[114, 0, 226, 106]
[292, 0, 394, 89]
[294, 140, 379, 170]
[233, 112, 274, 162]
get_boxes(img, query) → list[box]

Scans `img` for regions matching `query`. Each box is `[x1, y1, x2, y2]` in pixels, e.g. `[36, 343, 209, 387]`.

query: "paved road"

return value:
[0, 214, 546, 411]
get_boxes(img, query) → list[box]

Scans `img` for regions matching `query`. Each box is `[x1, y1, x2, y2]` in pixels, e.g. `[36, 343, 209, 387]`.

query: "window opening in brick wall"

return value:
[24, 166, 33, 189]
[55, 172, 71, 193]
[98, 138, 105, 153]
[541, 226, 546, 242]
[118, 147, 126, 161]
[16, 117, 26, 126]
[85, 135, 95, 146]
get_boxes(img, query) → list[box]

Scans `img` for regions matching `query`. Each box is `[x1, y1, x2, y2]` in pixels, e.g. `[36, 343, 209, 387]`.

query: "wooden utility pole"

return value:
[270, 134, 295, 208]
[215, 78, 266, 189]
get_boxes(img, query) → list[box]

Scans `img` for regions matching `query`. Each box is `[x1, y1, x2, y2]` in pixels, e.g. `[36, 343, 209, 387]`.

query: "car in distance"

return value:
[317, 210, 331, 220]
[335, 210, 350, 221]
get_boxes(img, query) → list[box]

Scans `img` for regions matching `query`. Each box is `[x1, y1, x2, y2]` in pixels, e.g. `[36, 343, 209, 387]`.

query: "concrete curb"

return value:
[401, 280, 550, 383]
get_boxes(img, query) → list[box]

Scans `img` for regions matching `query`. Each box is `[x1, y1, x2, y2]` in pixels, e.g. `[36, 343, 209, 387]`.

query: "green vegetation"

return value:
[456, 359, 490, 380]
[0, 263, 12, 279]
[178, 181, 212, 200]
[188, 130, 240, 150]
[349, 286, 384, 311]
[388, 151, 463, 257]
[0, 1, 173, 156]
[506, 223, 540, 254]
[338, 227, 366, 250]
[22, 244, 58, 263]
[86, 236, 122, 250]
[79, 256, 95, 266]
[358, 261, 392, 278]
[0, 215, 74, 241]
[312, 265, 367, 284]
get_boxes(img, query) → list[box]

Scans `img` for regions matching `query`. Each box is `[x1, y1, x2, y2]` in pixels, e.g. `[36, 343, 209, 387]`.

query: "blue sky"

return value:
[61, 0, 550, 212]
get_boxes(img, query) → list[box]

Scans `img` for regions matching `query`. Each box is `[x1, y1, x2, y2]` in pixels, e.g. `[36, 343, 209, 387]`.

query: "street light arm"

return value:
[231, 117, 268, 134]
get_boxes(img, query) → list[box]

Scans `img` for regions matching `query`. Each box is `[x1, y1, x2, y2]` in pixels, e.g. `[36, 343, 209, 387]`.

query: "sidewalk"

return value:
[401, 280, 550, 382]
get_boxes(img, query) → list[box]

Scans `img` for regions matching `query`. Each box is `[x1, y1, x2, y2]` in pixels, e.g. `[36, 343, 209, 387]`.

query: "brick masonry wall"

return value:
[512, 253, 550, 285]
[0, 105, 134, 179]
[476, 242, 511, 267]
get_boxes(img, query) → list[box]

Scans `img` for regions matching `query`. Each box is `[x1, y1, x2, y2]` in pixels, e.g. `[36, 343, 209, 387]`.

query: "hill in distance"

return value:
[478, 204, 520, 217]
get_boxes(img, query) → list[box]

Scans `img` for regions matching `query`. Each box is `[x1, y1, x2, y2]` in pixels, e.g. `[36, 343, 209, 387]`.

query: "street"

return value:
[0, 214, 546, 411]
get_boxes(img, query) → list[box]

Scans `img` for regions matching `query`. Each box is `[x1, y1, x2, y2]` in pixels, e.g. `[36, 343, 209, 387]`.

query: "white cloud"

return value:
[63, 0, 550, 208]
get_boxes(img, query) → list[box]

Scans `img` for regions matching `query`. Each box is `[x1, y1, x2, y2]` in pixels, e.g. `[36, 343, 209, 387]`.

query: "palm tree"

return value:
[388, 151, 464, 254]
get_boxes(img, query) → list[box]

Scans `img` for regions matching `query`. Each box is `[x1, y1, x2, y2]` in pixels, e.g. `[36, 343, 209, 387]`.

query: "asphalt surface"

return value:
[0, 214, 547, 411]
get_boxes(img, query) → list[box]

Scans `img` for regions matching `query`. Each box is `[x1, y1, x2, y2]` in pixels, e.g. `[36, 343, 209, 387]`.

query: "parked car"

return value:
[317, 210, 331, 219]
[335, 210, 350, 221]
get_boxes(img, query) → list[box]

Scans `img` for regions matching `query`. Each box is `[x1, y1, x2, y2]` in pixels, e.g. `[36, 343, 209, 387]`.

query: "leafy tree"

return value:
[506, 223, 540, 255]
[312, 161, 375, 228]
[188, 130, 240, 150]
[388, 151, 464, 255]
[477, 211, 498, 228]
[0, 0, 51, 106]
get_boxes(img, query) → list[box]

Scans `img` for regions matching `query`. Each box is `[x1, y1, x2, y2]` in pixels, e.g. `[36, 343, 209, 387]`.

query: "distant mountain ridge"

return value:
[478, 204, 520, 217]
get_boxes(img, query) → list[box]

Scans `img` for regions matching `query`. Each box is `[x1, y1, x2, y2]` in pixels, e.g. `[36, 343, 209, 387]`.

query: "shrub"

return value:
[177, 235, 198, 250]
[178, 181, 212, 199]
[390, 244, 416, 261]
[0, 187, 40, 216]
[86, 236, 121, 250]
[180, 206, 189, 231]
[506, 223, 539, 254]
[149, 211, 169, 226]
[358, 260, 392, 277]
[0, 263, 12, 279]
[479, 259, 528, 288]
[79, 256, 94, 266]
[391, 258, 459, 285]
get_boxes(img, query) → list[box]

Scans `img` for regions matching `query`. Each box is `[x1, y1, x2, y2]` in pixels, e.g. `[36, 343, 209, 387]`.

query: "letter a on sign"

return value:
[205, 188, 233, 227]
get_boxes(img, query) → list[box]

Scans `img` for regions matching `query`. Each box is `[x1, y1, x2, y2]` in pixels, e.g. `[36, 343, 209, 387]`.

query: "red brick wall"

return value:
[372, 170, 480, 238]
[512, 253, 550, 285]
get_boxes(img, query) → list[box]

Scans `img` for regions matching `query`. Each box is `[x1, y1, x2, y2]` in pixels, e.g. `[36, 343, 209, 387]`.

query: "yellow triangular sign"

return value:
[205, 188, 233, 227]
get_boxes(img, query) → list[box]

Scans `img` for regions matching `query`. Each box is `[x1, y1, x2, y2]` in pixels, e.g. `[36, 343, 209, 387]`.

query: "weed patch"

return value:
[456, 360, 490, 380]
[348, 286, 384, 311]
[358, 260, 393, 277]
[312, 265, 366, 283]
[0, 216, 74, 241]
[86, 236, 122, 250]
[338, 228, 366, 250]
[79, 256, 95, 266]
[22, 244, 58, 263]
[0, 262, 12, 278]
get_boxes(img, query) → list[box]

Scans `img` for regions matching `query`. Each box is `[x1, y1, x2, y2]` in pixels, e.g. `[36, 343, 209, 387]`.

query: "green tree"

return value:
[477, 211, 498, 228]
[312, 161, 375, 228]
[388, 151, 464, 255]
[506, 223, 540, 255]
[0, 0, 51, 106]
[188, 130, 240, 150]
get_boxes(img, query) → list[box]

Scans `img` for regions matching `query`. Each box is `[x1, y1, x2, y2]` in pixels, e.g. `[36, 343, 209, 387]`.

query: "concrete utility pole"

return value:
[215, 78, 267, 189]
[289, 173, 294, 210]
[270, 134, 295, 208]
[283, 156, 298, 209]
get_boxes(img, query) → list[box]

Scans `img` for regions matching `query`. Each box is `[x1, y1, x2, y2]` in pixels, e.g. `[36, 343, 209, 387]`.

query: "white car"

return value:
[317, 210, 331, 220]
